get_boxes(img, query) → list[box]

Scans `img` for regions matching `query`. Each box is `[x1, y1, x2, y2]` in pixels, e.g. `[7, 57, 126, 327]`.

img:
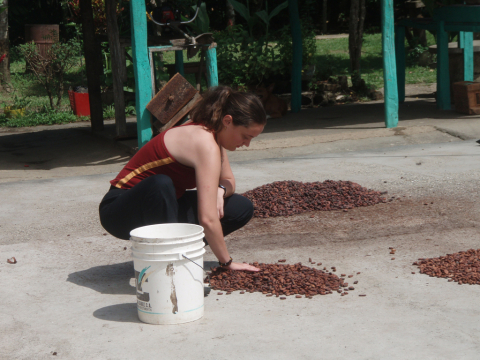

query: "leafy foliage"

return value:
[102, 46, 135, 92]
[67, 0, 129, 35]
[216, 0, 315, 87]
[276, 24, 317, 77]
[17, 37, 82, 110]
[0, 107, 85, 127]
[184, 2, 210, 35]
[216, 22, 317, 88]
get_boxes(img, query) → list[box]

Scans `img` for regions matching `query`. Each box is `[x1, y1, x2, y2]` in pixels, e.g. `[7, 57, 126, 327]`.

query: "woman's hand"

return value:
[217, 187, 225, 219]
[224, 262, 260, 272]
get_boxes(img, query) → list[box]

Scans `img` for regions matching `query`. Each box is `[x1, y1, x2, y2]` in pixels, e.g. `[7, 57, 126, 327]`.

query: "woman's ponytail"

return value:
[190, 86, 266, 133]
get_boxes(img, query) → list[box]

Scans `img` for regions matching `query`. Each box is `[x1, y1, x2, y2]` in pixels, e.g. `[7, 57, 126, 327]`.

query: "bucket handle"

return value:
[181, 253, 210, 284]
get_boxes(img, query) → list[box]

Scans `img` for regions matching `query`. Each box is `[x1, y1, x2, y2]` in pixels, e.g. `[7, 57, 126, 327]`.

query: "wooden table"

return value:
[395, 5, 479, 110]
[434, 5, 479, 110]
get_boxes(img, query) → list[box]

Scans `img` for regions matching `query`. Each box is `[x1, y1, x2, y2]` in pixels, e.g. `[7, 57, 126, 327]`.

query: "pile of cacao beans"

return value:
[208, 262, 362, 298]
[242, 180, 387, 218]
[414, 249, 480, 285]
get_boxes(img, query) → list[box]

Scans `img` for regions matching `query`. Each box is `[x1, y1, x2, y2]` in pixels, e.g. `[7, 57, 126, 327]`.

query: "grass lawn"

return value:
[313, 32, 437, 90]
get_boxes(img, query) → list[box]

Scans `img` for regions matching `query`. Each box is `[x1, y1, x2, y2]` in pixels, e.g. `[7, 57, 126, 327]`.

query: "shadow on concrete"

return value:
[93, 303, 141, 323]
[204, 260, 218, 270]
[67, 261, 136, 295]
[68, 259, 216, 297]
[260, 100, 470, 134]
[0, 124, 133, 171]
[2, 99, 476, 168]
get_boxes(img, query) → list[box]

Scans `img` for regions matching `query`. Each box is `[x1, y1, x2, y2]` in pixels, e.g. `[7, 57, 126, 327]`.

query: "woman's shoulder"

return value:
[175, 123, 214, 140]
[166, 123, 217, 152]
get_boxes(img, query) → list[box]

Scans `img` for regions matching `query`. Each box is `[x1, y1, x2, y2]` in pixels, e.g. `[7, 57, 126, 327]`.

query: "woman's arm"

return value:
[192, 134, 258, 272]
[219, 146, 235, 197]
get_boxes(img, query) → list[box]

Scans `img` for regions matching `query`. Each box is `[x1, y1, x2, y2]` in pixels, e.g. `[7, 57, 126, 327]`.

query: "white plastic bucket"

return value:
[130, 223, 206, 325]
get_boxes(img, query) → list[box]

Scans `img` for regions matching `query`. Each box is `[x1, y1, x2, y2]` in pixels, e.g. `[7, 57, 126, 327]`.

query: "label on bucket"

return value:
[133, 259, 205, 324]
[135, 266, 155, 312]
[134, 264, 180, 314]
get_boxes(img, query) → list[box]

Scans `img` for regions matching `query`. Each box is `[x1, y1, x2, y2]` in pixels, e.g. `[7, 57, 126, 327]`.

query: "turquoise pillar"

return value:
[436, 20, 451, 110]
[395, 26, 406, 103]
[382, 0, 398, 128]
[175, 50, 185, 76]
[289, 0, 302, 113]
[130, 0, 153, 147]
[463, 32, 474, 82]
[205, 47, 218, 88]
[459, 31, 465, 49]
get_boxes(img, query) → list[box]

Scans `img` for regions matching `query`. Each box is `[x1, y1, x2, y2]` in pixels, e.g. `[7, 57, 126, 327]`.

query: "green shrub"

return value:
[276, 23, 317, 76]
[216, 23, 317, 87]
[17, 37, 82, 110]
[0, 107, 86, 128]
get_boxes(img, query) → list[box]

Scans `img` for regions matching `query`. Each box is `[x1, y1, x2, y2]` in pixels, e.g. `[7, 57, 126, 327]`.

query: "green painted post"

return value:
[130, 0, 153, 148]
[175, 50, 185, 76]
[459, 31, 465, 49]
[463, 32, 474, 82]
[395, 25, 406, 103]
[382, 0, 398, 128]
[289, 0, 302, 113]
[205, 47, 218, 88]
[436, 20, 451, 110]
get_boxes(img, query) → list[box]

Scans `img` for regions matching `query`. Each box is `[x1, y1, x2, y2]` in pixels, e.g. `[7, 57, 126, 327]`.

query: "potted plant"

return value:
[3, 95, 31, 118]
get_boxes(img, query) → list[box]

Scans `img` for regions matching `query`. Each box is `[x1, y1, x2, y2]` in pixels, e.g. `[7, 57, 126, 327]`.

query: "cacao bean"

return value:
[242, 180, 387, 218]
[415, 249, 480, 286]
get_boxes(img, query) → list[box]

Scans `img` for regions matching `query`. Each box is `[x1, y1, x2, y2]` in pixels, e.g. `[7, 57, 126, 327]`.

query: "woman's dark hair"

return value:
[189, 86, 267, 133]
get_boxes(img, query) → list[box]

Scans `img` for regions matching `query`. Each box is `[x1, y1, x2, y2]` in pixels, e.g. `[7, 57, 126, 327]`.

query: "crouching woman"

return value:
[99, 86, 266, 271]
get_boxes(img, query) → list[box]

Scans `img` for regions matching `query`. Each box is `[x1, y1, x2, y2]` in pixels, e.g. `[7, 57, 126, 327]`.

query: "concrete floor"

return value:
[1, 95, 480, 359]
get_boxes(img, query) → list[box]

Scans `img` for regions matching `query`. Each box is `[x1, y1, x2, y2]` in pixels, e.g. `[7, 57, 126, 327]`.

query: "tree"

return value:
[226, 0, 235, 27]
[0, 0, 10, 88]
[18, 38, 81, 109]
[349, 0, 366, 87]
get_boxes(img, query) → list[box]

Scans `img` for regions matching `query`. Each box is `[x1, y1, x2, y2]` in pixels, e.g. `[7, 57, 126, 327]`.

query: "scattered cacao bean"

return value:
[278, 259, 286, 263]
[217, 292, 223, 295]
[354, 281, 358, 284]
[280, 297, 286, 300]
[359, 294, 366, 297]
[7, 257, 16, 264]
[242, 180, 387, 218]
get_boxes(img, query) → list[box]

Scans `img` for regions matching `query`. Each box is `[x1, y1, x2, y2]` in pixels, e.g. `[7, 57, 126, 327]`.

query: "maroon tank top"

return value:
[110, 123, 201, 198]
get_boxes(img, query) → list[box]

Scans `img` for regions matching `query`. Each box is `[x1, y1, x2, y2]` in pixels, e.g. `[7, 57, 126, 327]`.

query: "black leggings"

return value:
[99, 174, 254, 241]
